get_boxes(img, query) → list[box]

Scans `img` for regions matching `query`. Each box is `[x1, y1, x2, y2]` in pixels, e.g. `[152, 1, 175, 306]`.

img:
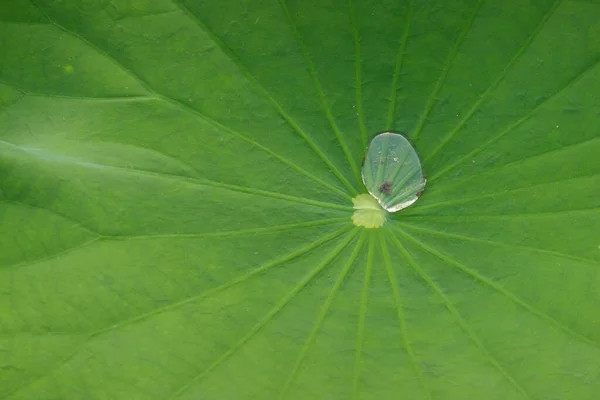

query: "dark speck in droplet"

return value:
[378, 181, 392, 195]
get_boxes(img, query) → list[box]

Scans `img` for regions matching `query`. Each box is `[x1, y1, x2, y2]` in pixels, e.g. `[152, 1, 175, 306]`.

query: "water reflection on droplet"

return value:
[361, 132, 426, 212]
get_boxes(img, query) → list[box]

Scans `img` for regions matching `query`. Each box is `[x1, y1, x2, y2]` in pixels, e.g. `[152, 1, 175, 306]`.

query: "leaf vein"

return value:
[424, 0, 564, 161]
[416, 174, 600, 213]
[347, 0, 367, 148]
[411, 0, 484, 141]
[168, 228, 360, 400]
[429, 57, 600, 182]
[394, 226, 600, 349]
[393, 222, 599, 267]
[351, 232, 375, 399]
[427, 136, 600, 195]
[278, 230, 366, 399]
[380, 230, 431, 399]
[0, 200, 101, 236]
[386, 1, 413, 131]
[109, 218, 349, 240]
[6, 140, 353, 212]
[388, 231, 532, 399]
[1, 227, 354, 399]
[30, 1, 354, 200]
[169, 0, 359, 195]
[277, 0, 362, 184]
[406, 208, 600, 219]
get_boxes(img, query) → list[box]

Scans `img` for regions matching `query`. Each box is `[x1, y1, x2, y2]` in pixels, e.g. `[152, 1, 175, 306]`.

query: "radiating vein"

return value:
[0, 200, 101, 236]
[420, 135, 600, 195]
[0, 331, 80, 338]
[32, 2, 153, 93]
[380, 230, 431, 399]
[388, 232, 532, 399]
[168, 228, 360, 400]
[110, 217, 349, 240]
[30, 2, 354, 200]
[429, 57, 600, 182]
[393, 222, 599, 267]
[1, 238, 101, 271]
[347, 0, 367, 148]
[0, 335, 90, 400]
[277, 0, 362, 184]
[352, 231, 375, 399]
[0, 77, 26, 93]
[169, 0, 359, 195]
[0, 19, 50, 27]
[3, 226, 354, 399]
[386, 1, 413, 130]
[393, 226, 600, 349]
[171, 98, 353, 202]
[414, 174, 600, 213]
[5, 139, 352, 212]
[157, 95, 353, 200]
[192, 177, 353, 211]
[278, 230, 366, 399]
[0, 94, 25, 114]
[92, 225, 354, 339]
[411, 0, 484, 142]
[424, 0, 564, 162]
[26, 93, 156, 102]
[405, 208, 600, 219]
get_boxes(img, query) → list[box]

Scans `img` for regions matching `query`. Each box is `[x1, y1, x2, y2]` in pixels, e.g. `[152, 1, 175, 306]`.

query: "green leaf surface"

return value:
[1, 0, 599, 399]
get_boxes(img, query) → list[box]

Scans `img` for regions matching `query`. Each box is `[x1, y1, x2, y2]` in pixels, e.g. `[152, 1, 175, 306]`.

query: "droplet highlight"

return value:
[361, 132, 426, 212]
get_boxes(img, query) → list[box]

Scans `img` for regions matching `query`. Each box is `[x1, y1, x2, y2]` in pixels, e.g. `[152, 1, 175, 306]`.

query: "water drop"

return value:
[361, 132, 426, 212]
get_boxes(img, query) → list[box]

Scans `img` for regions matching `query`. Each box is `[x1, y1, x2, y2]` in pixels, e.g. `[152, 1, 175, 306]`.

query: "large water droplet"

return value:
[361, 132, 426, 212]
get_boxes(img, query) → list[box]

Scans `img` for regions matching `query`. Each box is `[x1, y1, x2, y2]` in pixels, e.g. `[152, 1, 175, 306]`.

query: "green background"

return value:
[1, 0, 599, 399]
